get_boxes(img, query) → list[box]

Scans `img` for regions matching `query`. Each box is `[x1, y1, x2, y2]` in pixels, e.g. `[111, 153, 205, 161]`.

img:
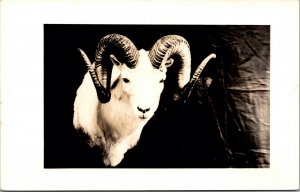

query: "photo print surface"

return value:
[44, 25, 270, 168]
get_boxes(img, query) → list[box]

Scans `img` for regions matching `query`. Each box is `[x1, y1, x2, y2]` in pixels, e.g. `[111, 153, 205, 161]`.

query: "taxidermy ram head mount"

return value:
[73, 34, 216, 166]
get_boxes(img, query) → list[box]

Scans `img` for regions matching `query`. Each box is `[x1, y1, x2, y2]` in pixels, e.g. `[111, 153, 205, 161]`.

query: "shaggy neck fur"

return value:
[98, 95, 148, 166]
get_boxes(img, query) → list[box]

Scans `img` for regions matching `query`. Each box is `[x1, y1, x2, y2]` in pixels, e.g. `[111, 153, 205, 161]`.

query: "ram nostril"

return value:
[137, 106, 150, 113]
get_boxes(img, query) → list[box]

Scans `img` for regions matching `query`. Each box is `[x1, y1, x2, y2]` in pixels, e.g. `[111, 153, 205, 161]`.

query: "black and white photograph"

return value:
[44, 25, 270, 168]
[1, 0, 299, 190]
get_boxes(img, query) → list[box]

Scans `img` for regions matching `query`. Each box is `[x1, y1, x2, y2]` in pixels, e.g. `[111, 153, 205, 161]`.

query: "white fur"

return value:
[73, 50, 170, 166]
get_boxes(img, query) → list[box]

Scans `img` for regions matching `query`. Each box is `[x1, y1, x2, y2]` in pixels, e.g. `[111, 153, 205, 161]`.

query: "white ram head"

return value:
[73, 34, 215, 166]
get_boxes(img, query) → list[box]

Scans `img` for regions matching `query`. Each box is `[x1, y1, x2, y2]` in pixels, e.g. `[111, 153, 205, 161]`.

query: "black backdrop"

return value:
[44, 25, 270, 168]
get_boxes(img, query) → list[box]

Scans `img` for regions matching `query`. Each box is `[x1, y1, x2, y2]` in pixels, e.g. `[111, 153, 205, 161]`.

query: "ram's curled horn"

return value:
[181, 53, 217, 103]
[189, 53, 216, 84]
[79, 34, 140, 103]
[149, 35, 191, 89]
[148, 35, 192, 100]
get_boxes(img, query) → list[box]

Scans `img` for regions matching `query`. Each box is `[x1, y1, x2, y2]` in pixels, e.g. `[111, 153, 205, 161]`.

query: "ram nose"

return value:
[137, 106, 150, 114]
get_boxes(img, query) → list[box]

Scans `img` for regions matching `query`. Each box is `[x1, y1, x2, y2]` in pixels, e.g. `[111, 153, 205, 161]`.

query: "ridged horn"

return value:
[79, 34, 139, 103]
[181, 53, 216, 103]
[148, 35, 192, 100]
[189, 53, 216, 84]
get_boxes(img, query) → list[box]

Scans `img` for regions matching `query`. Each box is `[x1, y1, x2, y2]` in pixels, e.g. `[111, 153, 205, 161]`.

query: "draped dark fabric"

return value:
[210, 26, 270, 167]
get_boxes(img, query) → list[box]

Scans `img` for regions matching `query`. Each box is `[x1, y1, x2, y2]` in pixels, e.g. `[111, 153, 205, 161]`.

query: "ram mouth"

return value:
[139, 115, 148, 120]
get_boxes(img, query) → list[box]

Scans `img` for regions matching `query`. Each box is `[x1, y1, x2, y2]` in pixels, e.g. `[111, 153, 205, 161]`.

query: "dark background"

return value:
[44, 25, 270, 168]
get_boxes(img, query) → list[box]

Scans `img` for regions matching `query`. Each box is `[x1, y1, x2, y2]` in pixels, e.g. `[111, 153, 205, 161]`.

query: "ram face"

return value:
[109, 49, 166, 121]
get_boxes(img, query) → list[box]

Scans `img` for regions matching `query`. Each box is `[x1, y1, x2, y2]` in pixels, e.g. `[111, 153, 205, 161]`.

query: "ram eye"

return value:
[123, 78, 130, 83]
[159, 79, 165, 83]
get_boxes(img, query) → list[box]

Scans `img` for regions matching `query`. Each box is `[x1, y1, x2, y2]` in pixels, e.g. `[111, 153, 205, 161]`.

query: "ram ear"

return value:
[110, 54, 122, 66]
[109, 54, 122, 85]
[165, 58, 174, 68]
[110, 65, 121, 87]
[159, 58, 174, 72]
